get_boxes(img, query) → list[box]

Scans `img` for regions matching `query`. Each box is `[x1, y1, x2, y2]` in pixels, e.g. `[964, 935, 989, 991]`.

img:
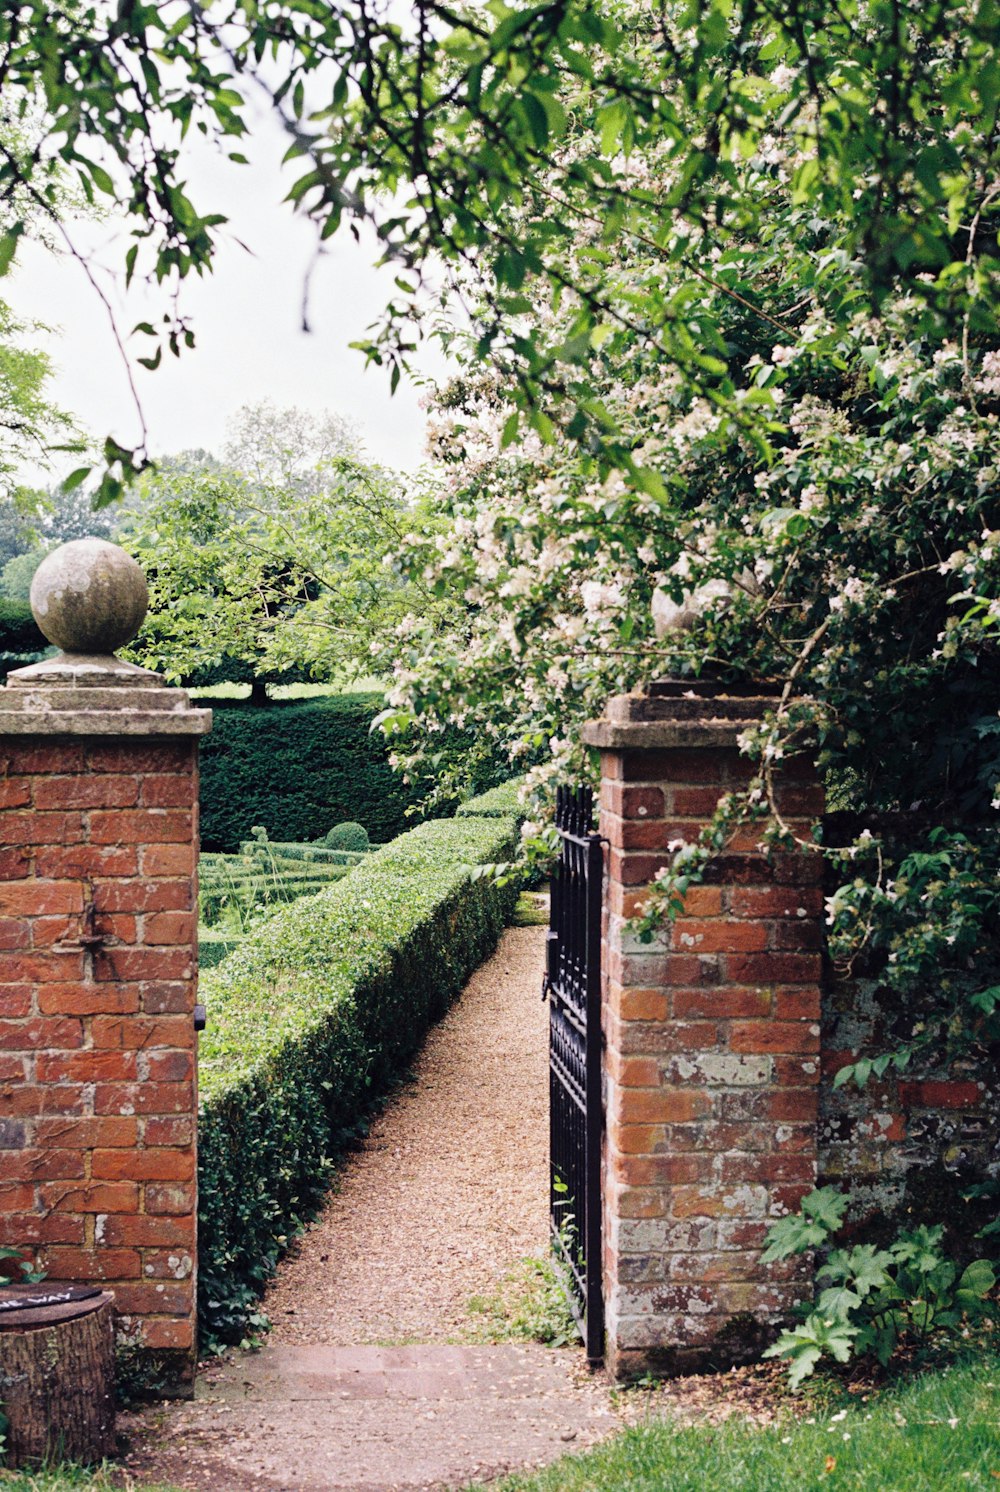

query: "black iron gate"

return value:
[543, 784, 605, 1364]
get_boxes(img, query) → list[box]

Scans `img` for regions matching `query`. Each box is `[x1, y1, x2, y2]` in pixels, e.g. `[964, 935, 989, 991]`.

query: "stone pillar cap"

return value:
[30, 537, 149, 656]
[0, 537, 211, 737]
[581, 678, 783, 750]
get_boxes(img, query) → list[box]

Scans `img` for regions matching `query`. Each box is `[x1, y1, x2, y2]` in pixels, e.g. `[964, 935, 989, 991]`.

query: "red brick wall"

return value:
[0, 738, 199, 1388]
[600, 745, 824, 1377]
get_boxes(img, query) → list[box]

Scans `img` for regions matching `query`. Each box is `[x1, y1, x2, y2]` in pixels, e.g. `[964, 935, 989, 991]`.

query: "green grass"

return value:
[465, 1254, 577, 1346]
[0, 1470, 182, 1491]
[472, 1357, 1000, 1492]
[189, 677, 386, 700]
[511, 890, 549, 927]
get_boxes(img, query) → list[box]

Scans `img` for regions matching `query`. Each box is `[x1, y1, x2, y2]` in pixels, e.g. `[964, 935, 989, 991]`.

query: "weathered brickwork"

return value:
[599, 747, 822, 1376]
[585, 683, 998, 1378]
[819, 968, 999, 1228]
[583, 687, 825, 1378]
[0, 737, 201, 1386]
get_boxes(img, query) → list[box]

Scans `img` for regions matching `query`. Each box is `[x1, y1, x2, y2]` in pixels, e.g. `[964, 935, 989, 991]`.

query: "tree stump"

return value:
[0, 1283, 116, 1468]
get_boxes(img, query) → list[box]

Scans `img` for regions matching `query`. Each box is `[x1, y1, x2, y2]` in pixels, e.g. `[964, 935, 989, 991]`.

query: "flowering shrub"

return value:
[374, 11, 1000, 1136]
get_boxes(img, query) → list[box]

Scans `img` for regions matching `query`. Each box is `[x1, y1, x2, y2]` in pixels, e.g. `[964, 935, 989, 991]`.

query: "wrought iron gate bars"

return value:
[544, 784, 605, 1365]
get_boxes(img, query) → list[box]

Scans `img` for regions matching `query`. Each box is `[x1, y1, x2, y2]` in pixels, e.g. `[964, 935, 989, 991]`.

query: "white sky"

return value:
[6, 101, 447, 483]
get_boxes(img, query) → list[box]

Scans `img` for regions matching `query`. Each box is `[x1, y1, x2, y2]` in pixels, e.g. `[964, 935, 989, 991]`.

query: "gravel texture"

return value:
[266, 923, 551, 1347]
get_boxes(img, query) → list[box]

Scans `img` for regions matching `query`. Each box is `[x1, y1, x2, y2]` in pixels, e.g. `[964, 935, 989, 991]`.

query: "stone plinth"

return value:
[582, 680, 823, 1378]
[0, 542, 210, 1393]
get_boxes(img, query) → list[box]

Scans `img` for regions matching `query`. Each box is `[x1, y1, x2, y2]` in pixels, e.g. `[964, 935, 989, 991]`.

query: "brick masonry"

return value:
[0, 657, 209, 1394]
[819, 966, 999, 1228]
[584, 687, 824, 1377]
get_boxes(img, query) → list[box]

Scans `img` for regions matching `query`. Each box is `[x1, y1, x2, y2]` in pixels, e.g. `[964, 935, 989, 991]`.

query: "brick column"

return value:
[0, 555, 210, 1394]
[583, 681, 824, 1378]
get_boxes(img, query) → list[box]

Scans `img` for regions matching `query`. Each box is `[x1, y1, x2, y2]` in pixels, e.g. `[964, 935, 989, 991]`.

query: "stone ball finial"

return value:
[30, 538, 149, 656]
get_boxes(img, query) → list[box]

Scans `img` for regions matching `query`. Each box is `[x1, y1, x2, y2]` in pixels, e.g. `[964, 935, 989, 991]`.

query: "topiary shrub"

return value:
[321, 821, 369, 852]
[196, 809, 521, 1349]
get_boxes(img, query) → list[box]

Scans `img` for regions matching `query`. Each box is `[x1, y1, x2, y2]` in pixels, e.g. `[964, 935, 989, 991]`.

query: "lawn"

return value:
[188, 677, 386, 700]
[473, 1357, 1000, 1492]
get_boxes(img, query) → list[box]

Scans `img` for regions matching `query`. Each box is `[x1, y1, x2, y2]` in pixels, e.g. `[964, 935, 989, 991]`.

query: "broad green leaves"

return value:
[762, 1187, 850, 1261]
[762, 1192, 997, 1387]
[763, 1313, 859, 1391]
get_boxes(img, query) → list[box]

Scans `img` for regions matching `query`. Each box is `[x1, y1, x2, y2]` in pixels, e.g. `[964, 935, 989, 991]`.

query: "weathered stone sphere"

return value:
[30, 539, 149, 655]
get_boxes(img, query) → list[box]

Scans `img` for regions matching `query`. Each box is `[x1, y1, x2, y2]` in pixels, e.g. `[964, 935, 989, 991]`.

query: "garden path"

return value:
[121, 922, 620, 1491]
[265, 920, 552, 1346]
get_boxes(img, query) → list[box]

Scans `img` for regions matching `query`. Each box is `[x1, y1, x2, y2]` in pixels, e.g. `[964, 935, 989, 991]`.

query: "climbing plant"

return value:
[369, 6, 1000, 1101]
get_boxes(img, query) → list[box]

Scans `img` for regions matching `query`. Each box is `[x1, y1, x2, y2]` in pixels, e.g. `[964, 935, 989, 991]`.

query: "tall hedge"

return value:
[198, 694, 427, 851]
[0, 599, 48, 678]
[196, 795, 522, 1347]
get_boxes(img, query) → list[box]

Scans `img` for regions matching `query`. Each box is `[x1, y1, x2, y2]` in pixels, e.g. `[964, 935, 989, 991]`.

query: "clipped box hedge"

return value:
[198, 931, 245, 970]
[198, 859, 351, 927]
[196, 799, 522, 1347]
[455, 778, 524, 818]
[239, 841, 369, 867]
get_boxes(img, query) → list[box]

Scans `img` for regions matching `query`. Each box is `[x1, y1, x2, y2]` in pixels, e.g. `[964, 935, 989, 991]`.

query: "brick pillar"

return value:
[0, 588, 210, 1393]
[582, 681, 824, 1378]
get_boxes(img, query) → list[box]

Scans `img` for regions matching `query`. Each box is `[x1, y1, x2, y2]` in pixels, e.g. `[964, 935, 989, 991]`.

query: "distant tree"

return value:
[0, 494, 36, 569]
[36, 483, 121, 545]
[0, 546, 46, 602]
[120, 406, 435, 701]
[0, 303, 81, 503]
[223, 402, 359, 494]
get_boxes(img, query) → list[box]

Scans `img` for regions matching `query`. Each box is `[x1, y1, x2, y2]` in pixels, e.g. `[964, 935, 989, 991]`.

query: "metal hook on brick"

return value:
[76, 897, 105, 952]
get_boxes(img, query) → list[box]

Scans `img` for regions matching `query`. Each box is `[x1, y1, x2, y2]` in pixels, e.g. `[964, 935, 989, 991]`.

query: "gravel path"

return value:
[122, 924, 624, 1492]
[122, 919, 792, 1491]
[266, 923, 550, 1346]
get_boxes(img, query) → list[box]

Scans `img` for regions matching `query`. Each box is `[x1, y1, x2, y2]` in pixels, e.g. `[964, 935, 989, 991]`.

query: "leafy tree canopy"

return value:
[354, 5, 1000, 1101]
[3, 2, 997, 495]
[119, 404, 438, 698]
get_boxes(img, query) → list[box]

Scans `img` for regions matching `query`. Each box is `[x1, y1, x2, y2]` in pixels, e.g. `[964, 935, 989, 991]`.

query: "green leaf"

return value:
[956, 1258, 996, 1311]
[816, 1284, 862, 1319]
[802, 1186, 850, 1232]
[60, 466, 91, 493]
[86, 161, 116, 196]
[763, 1312, 859, 1389]
[520, 93, 549, 148]
[0, 223, 24, 277]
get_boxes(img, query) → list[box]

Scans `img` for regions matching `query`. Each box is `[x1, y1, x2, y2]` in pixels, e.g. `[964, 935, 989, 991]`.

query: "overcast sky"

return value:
[7, 98, 447, 484]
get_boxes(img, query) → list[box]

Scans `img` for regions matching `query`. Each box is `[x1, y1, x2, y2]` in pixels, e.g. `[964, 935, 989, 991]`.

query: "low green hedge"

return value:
[198, 931, 244, 970]
[198, 857, 351, 927]
[239, 841, 369, 866]
[196, 807, 522, 1347]
[0, 599, 47, 656]
[456, 778, 524, 818]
